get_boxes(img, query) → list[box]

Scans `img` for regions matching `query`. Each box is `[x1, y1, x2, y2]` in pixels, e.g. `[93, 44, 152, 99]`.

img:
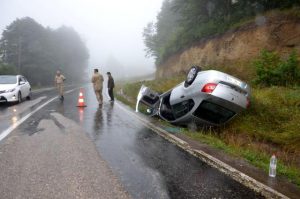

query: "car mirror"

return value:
[19, 81, 25, 85]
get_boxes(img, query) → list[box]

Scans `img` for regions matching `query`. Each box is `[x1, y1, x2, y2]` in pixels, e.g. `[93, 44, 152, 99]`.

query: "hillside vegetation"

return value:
[143, 0, 300, 65]
[116, 64, 300, 187]
[138, 1, 300, 186]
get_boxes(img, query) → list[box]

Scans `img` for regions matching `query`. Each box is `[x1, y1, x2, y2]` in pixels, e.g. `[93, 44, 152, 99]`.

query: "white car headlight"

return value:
[5, 88, 16, 93]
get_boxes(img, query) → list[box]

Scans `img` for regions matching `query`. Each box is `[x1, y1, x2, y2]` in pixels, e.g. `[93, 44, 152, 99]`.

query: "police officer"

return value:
[54, 70, 66, 100]
[107, 72, 114, 101]
[92, 69, 104, 105]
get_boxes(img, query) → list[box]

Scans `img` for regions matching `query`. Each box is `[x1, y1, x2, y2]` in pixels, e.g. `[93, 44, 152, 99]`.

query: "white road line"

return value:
[32, 87, 54, 94]
[114, 99, 289, 199]
[0, 88, 77, 142]
[32, 85, 75, 94]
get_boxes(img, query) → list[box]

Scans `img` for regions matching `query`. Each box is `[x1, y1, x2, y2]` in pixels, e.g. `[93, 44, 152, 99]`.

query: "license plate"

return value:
[226, 76, 242, 87]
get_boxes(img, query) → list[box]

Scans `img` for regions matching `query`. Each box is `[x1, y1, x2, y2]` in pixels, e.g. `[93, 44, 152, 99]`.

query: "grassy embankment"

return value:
[115, 68, 300, 187]
[116, 9, 300, 187]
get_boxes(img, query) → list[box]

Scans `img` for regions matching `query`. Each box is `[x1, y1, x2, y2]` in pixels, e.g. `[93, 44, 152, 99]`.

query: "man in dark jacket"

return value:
[107, 72, 114, 101]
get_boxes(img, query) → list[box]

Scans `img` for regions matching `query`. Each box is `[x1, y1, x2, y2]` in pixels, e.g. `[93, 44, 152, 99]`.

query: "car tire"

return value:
[18, 92, 22, 103]
[184, 66, 200, 87]
[26, 89, 31, 100]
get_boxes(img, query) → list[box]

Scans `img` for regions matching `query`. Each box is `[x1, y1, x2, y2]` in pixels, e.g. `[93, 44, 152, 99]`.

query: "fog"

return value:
[0, 0, 163, 79]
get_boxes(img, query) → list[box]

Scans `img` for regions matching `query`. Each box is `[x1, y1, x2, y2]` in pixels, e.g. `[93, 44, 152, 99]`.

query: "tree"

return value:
[52, 26, 89, 83]
[143, 0, 182, 64]
[0, 17, 89, 86]
[143, 0, 300, 65]
[0, 61, 17, 75]
[0, 17, 45, 73]
[143, 22, 158, 58]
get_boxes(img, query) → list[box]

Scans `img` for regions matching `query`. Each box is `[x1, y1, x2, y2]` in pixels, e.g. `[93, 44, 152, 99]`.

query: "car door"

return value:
[19, 76, 28, 97]
[136, 85, 160, 114]
[22, 77, 31, 97]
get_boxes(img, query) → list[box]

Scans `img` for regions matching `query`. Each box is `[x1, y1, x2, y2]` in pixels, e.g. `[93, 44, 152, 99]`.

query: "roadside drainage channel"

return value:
[137, 115, 288, 199]
[115, 101, 289, 199]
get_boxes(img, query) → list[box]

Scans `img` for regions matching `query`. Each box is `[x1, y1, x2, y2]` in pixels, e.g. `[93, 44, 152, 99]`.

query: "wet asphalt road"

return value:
[0, 85, 264, 198]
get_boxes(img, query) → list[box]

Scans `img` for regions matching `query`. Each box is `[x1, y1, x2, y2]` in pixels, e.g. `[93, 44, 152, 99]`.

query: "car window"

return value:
[0, 76, 17, 84]
[19, 77, 25, 82]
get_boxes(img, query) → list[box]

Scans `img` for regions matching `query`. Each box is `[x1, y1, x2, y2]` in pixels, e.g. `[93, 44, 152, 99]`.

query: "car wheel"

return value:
[26, 89, 31, 100]
[184, 66, 200, 87]
[18, 92, 22, 103]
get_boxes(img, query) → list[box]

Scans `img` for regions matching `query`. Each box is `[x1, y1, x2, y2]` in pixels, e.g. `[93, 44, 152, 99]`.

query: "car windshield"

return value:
[0, 76, 17, 84]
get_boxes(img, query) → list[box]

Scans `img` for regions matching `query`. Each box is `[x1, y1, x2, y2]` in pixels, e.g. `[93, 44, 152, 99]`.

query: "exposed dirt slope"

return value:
[157, 13, 300, 78]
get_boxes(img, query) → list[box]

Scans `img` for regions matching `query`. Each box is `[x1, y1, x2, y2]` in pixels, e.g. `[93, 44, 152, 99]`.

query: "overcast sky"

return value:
[0, 0, 163, 77]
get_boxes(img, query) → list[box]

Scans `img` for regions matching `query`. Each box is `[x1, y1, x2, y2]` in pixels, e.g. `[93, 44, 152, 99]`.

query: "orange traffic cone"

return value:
[77, 88, 87, 107]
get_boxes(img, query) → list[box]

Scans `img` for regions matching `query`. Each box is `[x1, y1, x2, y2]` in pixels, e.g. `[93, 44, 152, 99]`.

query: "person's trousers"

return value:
[108, 88, 114, 101]
[94, 89, 103, 104]
[57, 83, 64, 96]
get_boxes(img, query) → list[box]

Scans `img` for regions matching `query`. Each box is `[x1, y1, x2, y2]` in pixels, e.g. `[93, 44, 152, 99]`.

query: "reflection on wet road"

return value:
[0, 85, 263, 198]
[51, 85, 263, 199]
[0, 88, 57, 136]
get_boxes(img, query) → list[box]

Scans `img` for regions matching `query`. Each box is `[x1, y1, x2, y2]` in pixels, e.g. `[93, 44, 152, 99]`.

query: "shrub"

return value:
[254, 50, 300, 86]
[278, 51, 300, 86]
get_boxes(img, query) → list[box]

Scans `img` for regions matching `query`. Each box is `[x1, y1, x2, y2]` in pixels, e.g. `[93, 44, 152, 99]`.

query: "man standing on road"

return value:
[107, 72, 115, 102]
[54, 70, 66, 100]
[92, 69, 104, 105]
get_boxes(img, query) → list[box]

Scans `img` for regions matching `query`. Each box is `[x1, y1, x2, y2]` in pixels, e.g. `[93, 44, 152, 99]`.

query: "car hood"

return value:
[0, 84, 17, 91]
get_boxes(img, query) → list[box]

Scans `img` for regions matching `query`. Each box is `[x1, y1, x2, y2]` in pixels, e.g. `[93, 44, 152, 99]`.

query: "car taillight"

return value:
[201, 83, 217, 93]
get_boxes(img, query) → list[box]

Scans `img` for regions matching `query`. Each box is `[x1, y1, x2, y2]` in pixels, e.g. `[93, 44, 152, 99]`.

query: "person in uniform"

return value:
[107, 72, 115, 102]
[92, 69, 104, 105]
[54, 70, 66, 100]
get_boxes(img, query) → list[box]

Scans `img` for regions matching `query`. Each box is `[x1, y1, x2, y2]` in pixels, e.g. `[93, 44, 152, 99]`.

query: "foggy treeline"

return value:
[0, 17, 89, 86]
[143, 0, 300, 65]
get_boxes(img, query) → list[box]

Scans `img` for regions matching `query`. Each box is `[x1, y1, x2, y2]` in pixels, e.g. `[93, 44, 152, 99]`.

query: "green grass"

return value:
[116, 75, 300, 187]
[116, 74, 186, 107]
[183, 129, 300, 186]
[228, 86, 300, 151]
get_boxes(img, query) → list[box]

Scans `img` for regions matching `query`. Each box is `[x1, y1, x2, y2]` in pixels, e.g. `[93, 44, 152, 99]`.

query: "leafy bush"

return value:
[254, 50, 300, 86]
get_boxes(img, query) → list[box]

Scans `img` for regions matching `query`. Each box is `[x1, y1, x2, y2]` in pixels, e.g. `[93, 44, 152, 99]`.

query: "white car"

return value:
[0, 75, 31, 103]
[137, 66, 250, 126]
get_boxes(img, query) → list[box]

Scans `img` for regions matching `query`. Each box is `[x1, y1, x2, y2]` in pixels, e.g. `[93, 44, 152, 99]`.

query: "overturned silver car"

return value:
[136, 66, 251, 126]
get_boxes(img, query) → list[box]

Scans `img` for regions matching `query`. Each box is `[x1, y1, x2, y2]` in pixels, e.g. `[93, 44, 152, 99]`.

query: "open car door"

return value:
[136, 85, 160, 116]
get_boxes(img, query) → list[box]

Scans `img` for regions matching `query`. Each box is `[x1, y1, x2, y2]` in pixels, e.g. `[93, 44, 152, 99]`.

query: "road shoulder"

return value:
[115, 100, 300, 199]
